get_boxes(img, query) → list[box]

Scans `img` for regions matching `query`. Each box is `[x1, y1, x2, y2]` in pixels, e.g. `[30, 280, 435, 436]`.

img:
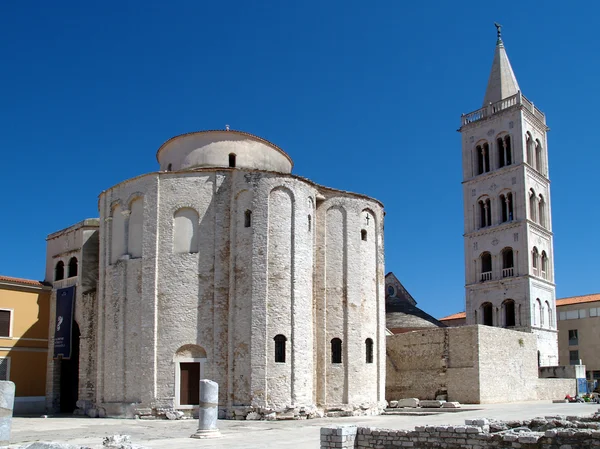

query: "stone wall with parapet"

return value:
[320, 411, 600, 448]
[386, 325, 574, 404]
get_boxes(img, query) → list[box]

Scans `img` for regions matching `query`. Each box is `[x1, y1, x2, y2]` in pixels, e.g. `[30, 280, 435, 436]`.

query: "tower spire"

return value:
[482, 24, 520, 107]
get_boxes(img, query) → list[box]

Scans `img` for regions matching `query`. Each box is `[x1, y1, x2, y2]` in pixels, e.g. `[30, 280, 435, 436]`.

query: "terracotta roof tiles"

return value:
[439, 312, 466, 321]
[0, 275, 47, 288]
[556, 294, 600, 306]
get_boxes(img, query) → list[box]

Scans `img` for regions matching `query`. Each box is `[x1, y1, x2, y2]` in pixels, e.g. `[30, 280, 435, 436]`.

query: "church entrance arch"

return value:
[174, 344, 207, 409]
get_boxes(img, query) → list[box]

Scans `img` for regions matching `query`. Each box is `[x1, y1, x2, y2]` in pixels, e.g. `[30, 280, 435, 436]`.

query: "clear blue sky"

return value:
[1, 1, 598, 319]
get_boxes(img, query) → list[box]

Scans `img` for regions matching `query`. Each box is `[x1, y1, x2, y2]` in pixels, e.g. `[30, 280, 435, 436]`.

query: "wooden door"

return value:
[179, 362, 200, 405]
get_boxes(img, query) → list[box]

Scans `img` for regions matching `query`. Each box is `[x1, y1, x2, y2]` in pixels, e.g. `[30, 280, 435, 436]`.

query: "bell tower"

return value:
[459, 25, 558, 366]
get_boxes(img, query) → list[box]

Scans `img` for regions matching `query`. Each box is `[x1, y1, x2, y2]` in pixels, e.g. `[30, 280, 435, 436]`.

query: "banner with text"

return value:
[53, 286, 75, 359]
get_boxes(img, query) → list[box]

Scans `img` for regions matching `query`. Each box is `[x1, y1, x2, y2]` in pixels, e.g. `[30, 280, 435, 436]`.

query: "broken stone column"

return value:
[0, 381, 15, 445]
[190, 380, 221, 439]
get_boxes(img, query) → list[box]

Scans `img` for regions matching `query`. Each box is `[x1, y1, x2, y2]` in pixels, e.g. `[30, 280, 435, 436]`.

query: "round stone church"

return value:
[46, 129, 386, 419]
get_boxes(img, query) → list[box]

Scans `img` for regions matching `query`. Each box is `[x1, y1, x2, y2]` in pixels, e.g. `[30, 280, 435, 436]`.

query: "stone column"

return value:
[190, 380, 221, 439]
[0, 381, 15, 445]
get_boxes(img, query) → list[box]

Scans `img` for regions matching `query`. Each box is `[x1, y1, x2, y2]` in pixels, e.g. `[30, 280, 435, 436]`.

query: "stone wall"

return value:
[320, 412, 600, 448]
[386, 325, 573, 404]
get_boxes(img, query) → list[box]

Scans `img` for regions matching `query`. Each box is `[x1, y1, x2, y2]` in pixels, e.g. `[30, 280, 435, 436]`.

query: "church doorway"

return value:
[60, 321, 80, 413]
[174, 344, 206, 409]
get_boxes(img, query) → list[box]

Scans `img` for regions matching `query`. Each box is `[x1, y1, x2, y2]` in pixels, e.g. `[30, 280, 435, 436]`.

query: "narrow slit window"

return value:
[365, 338, 373, 364]
[244, 210, 252, 228]
[331, 338, 342, 364]
[361, 229, 367, 241]
[167, 163, 172, 172]
[274, 334, 287, 363]
[308, 215, 312, 232]
[229, 153, 236, 168]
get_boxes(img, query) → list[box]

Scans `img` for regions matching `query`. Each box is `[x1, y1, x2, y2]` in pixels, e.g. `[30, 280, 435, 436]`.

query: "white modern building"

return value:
[45, 130, 386, 419]
[459, 27, 558, 366]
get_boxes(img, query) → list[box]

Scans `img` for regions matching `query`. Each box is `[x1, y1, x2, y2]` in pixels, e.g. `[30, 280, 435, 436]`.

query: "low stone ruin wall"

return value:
[320, 411, 600, 448]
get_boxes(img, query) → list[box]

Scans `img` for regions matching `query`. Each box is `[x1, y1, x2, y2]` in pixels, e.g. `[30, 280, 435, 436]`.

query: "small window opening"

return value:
[229, 153, 236, 168]
[167, 163, 172, 172]
[481, 252, 492, 281]
[55, 261, 65, 281]
[361, 229, 367, 241]
[505, 136, 512, 165]
[504, 300, 515, 327]
[482, 303, 493, 326]
[308, 215, 312, 232]
[274, 334, 287, 363]
[365, 338, 373, 364]
[331, 338, 342, 364]
[497, 137, 505, 168]
[0, 310, 11, 337]
[68, 257, 78, 278]
[244, 210, 252, 228]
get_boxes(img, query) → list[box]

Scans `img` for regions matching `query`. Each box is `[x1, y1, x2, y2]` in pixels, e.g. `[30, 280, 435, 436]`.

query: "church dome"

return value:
[156, 130, 293, 173]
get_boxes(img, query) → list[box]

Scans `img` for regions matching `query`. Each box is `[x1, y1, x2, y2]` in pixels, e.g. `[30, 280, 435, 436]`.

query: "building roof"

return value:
[0, 275, 49, 289]
[482, 27, 520, 107]
[439, 311, 466, 321]
[556, 294, 600, 307]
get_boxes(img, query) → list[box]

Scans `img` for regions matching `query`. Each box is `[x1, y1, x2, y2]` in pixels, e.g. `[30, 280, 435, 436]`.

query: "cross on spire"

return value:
[494, 22, 503, 44]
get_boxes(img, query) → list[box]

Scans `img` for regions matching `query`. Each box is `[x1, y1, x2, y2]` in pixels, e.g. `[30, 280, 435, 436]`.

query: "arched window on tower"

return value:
[331, 338, 342, 364]
[365, 338, 374, 364]
[529, 189, 537, 222]
[526, 133, 534, 166]
[504, 135, 512, 166]
[541, 251, 548, 279]
[482, 302, 493, 326]
[497, 135, 512, 168]
[274, 334, 287, 363]
[500, 192, 513, 223]
[502, 247, 514, 278]
[68, 257, 78, 278]
[55, 261, 64, 281]
[478, 198, 492, 228]
[538, 195, 546, 228]
[503, 299, 516, 327]
[545, 300, 553, 328]
[532, 247, 539, 276]
[475, 142, 490, 175]
[537, 298, 544, 327]
[480, 252, 492, 282]
[535, 140, 543, 172]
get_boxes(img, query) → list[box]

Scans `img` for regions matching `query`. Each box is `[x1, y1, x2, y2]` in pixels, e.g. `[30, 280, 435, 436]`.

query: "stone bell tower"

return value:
[459, 25, 558, 366]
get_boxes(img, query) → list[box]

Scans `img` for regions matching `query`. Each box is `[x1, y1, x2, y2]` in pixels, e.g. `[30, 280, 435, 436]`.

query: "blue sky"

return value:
[0, 1, 598, 319]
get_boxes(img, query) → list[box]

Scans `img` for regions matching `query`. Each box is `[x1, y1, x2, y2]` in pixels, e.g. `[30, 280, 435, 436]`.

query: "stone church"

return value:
[45, 130, 386, 419]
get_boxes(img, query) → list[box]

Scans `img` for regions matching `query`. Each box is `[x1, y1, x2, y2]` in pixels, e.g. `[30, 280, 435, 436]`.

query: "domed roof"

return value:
[156, 130, 293, 173]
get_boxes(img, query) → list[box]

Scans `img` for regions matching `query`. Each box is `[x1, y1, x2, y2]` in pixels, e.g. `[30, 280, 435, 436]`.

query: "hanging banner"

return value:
[53, 286, 75, 360]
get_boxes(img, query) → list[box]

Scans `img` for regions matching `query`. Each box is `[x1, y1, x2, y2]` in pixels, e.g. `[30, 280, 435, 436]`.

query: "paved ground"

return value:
[9, 402, 600, 449]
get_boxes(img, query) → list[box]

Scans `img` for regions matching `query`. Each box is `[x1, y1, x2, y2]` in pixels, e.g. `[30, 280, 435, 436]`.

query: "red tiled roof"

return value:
[556, 294, 600, 306]
[439, 311, 466, 321]
[0, 275, 46, 287]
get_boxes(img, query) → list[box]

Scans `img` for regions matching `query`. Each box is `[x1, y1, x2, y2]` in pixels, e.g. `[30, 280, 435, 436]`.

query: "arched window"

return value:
[274, 334, 287, 363]
[537, 298, 543, 327]
[173, 208, 199, 254]
[476, 142, 490, 175]
[244, 210, 252, 228]
[532, 247, 539, 275]
[529, 189, 537, 222]
[331, 338, 342, 364]
[535, 140, 543, 172]
[504, 135, 512, 166]
[481, 252, 492, 281]
[128, 198, 143, 259]
[365, 338, 374, 363]
[111, 204, 126, 264]
[497, 135, 512, 168]
[500, 192, 514, 223]
[482, 302, 493, 326]
[229, 153, 236, 168]
[361, 229, 367, 241]
[55, 261, 65, 281]
[538, 195, 545, 227]
[502, 248, 514, 278]
[503, 299, 516, 327]
[545, 301, 553, 328]
[479, 197, 492, 228]
[526, 133, 533, 166]
[541, 251, 548, 279]
[68, 257, 78, 278]
[167, 163, 172, 172]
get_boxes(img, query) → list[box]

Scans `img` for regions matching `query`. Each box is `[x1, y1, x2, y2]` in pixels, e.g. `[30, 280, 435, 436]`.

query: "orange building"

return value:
[0, 275, 51, 414]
